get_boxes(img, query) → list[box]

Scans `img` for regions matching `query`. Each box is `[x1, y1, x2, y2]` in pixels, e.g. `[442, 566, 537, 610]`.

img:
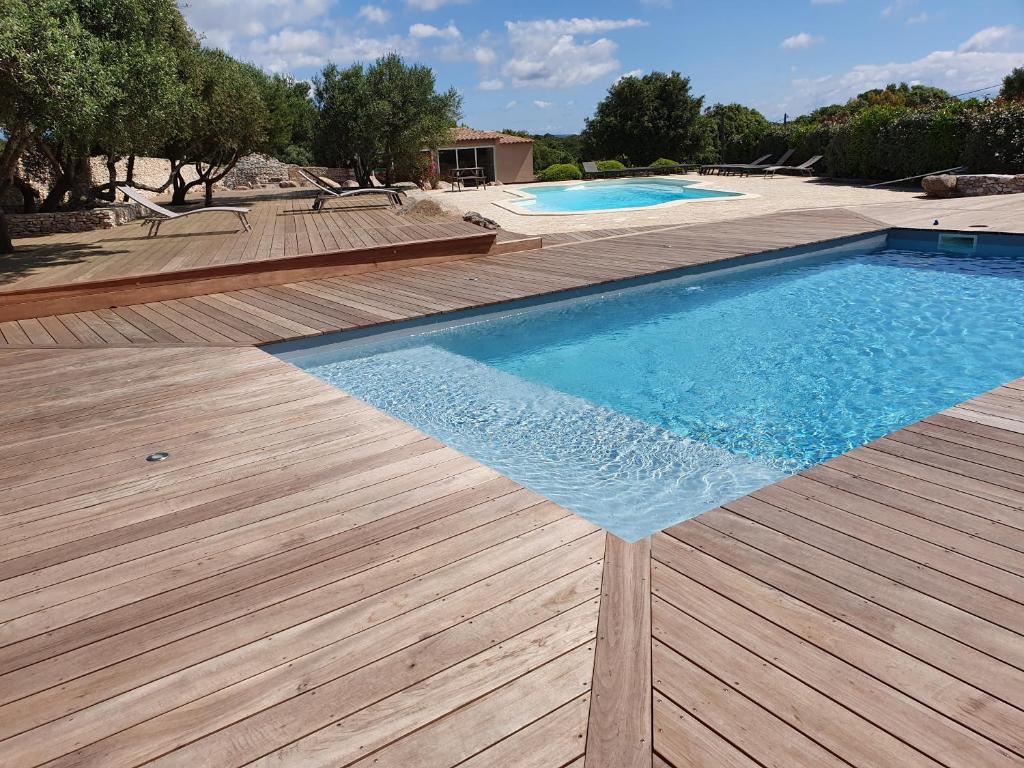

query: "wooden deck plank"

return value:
[584, 536, 651, 768]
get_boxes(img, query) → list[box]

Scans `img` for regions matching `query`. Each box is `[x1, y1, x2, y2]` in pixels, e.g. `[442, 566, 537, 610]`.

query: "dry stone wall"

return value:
[7, 203, 147, 238]
[922, 173, 1024, 198]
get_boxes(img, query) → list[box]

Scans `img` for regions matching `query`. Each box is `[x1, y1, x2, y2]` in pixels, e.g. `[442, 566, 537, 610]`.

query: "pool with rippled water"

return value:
[270, 230, 1024, 540]
[502, 178, 743, 214]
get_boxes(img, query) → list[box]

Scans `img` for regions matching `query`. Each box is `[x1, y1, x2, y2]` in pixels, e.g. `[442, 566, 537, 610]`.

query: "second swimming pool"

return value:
[503, 178, 742, 214]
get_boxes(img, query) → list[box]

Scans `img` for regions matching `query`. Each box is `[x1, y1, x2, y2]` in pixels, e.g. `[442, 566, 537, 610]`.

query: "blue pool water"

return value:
[275, 233, 1024, 540]
[508, 178, 741, 213]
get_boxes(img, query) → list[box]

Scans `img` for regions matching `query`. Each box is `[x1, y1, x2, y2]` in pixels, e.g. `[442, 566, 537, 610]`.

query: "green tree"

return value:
[314, 54, 461, 186]
[262, 75, 317, 162]
[581, 71, 709, 164]
[0, 0, 106, 251]
[704, 103, 769, 162]
[164, 48, 271, 205]
[1001, 67, 1024, 102]
[26, 0, 194, 210]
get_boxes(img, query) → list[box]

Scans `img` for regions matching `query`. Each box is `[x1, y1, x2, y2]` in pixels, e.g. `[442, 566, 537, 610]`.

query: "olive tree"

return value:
[164, 48, 271, 205]
[314, 53, 461, 186]
[0, 0, 103, 251]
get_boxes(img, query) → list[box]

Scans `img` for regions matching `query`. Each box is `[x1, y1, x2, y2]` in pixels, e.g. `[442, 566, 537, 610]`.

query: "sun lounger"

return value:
[297, 169, 403, 210]
[118, 186, 251, 237]
[699, 154, 772, 176]
[727, 149, 796, 176]
[762, 155, 823, 178]
[582, 161, 623, 179]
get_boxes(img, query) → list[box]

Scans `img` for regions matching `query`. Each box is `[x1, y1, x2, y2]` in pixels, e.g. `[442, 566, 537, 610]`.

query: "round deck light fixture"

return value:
[146, 451, 170, 462]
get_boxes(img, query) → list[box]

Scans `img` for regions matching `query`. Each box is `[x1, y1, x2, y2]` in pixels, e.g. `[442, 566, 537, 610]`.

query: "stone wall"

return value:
[922, 173, 1024, 198]
[7, 203, 147, 238]
[221, 154, 304, 189]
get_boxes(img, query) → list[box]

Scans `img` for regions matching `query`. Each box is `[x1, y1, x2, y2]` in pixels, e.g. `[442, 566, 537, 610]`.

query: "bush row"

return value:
[535, 157, 683, 181]
[745, 102, 1024, 180]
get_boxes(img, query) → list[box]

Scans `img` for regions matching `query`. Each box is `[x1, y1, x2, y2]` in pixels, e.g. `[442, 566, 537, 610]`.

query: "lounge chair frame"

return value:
[762, 155, 823, 179]
[297, 169, 403, 210]
[726, 150, 796, 177]
[118, 186, 251, 238]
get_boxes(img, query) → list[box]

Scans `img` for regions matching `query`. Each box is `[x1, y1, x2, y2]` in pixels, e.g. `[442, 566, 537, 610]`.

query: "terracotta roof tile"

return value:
[450, 127, 533, 144]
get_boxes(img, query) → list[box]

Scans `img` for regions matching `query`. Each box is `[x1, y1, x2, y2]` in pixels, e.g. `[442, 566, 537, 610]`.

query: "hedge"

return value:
[650, 157, 680, 167]
[745, 102, 1024, 180]
[537, 163, 583, 182]
[595, 159, 626, 171]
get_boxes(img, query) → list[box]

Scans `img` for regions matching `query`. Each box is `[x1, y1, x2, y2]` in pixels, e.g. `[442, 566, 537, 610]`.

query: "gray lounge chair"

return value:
[763, 155, 823, 178]
[297, 169, 403, 210]
[729, 149, 795, 176]
[582, 161, 623, 179]
[699, 154, 772, 176]
[118, 186, 251, 237]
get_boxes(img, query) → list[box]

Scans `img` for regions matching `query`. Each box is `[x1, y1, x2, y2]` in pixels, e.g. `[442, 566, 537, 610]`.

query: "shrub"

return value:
[537, 163, 583, 182]
[650, 157, 679, 167]
[595, 159, 626, 171]
[279, 144, 315, 166]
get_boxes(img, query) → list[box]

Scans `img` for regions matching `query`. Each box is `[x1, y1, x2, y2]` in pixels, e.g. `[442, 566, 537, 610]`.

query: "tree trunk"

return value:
[0, 210, 12, 255]
[103, 153, 119, 202]
[204, 179, 214, 206]
[39, 151, 89, 212]
[125, 155, 136, 192]
[0, 125, 35, 254]
[170, 165, 191, 205]
[13, 176, 39, 213]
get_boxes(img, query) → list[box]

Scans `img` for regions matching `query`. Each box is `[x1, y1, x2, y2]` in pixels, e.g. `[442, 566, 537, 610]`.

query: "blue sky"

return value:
[181, 0, 1024, 133]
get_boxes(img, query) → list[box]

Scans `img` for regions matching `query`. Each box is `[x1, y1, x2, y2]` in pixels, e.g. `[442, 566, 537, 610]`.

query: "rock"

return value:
[921, 174, 958, 198]
[487, 180, 503, 186]
[463, 211, 501, 230]
[396, 198, 450, 218]
[341, 180, 360, 188]
[279, 180, 297, 188]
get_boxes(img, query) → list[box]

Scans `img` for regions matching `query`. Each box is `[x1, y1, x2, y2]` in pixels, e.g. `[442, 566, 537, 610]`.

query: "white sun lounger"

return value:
[296, 169, 403, 210]
[118, 186, 251, 237]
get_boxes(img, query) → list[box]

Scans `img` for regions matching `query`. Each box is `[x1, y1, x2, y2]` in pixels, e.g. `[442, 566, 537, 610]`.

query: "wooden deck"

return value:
[2, 205, 1023, 766]
[0, 194, 549, 323]
[0, 207, 883, 347]
[1, 194, 501, 293]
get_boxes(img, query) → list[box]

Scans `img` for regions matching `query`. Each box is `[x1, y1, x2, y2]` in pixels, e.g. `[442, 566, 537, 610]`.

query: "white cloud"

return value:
[406, 0, 469, 9]
[504, 100, 518, 109]
[501, 18, 647, 88]
[409, 22, 461, 39]
[357, 5, 390, 23]
[507, 18, 647, 36]
[533, 100, 553, 108]
[906, 12, 928, 25]
[478, 78, 504, 90]
[616, 68, 643, 82]
[472, 46, 497, 66]
[181, 0, 333, 51]
[777, 32, 1024, 116]
[959, 26, 1018, 53]
[781, 32, 823, 50]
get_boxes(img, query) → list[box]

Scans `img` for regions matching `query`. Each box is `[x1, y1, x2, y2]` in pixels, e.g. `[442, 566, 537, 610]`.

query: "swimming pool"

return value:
[272, 230, 1024, 541]
[501, 178, 743, 214]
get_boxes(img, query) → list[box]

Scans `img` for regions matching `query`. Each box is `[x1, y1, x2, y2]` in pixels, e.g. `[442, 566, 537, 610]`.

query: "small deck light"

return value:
[146, 452, 170, 462]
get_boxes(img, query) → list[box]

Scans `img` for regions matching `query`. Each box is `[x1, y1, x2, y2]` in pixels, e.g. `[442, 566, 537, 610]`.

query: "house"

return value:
[432, 128, 534, 185]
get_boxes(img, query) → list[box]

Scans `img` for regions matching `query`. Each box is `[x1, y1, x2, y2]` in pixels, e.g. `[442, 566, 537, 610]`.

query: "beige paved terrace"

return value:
[423, 173, 924, 234]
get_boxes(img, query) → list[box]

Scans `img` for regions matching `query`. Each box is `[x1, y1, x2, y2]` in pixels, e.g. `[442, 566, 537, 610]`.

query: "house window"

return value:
[436, 146, 496, 182]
